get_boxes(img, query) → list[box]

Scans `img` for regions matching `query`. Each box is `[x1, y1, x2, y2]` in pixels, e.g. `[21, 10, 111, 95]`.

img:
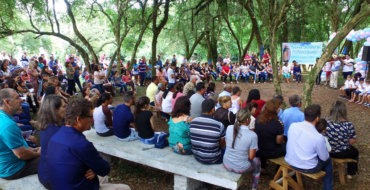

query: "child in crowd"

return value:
[339, 75, 352, 98]
[282, 62, 290, 83]
[245, 102, 258, 131]
[349, 78, 366, 103]
[135, 96, 166, 145]
[356, 80, 370, 105]
[315, 119, 331, 152]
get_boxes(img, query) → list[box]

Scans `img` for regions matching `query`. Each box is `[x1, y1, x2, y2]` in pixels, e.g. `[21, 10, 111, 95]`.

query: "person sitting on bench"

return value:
[190, 99, 226, 164]
[46, 98, 130, 190]
[285, 104, 333, 190]
[113, 91, 139, 142]
[0, 88, 40, 180]
[223, 109, 260, 190]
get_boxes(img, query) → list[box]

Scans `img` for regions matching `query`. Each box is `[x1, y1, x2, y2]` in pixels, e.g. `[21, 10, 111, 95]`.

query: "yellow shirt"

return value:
[146, 82, 158, 102]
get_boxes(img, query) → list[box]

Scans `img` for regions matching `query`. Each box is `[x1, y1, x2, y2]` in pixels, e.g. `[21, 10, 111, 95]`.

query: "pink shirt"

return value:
[171, 92, 184, 111]
[156, 71, 165, 81]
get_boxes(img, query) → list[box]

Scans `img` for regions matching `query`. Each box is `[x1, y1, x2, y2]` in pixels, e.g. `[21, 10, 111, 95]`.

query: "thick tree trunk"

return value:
[223, 15, 242, 60]
[302, 2, 370, 108]
[241, 31, 254, 62]
[242, 0, 262, 50]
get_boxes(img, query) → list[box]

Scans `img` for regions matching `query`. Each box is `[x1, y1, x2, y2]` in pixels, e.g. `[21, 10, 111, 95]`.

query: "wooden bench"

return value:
[0, 174, 45, 190]
[332, 158, 357, 185]
[83, 129, 246, 190]
[268, 157, 326, 190]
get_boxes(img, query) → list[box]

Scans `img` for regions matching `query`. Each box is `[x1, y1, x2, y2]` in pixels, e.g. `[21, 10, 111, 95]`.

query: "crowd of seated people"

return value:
[0, 51, 363, 190]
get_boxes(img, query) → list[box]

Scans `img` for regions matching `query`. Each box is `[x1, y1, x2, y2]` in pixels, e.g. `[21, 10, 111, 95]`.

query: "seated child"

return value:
[135, 96, 166, 145]
[316, 119, 331, 152]
[349, 78, 366, 103]
[340, 75, 352, 98]
[357, 80, 370, 105]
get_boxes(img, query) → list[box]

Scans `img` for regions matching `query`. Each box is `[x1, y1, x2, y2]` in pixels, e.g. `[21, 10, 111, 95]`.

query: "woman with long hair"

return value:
[203, 82, 216, 99]
[242, 89, 265, 118]
[223, 109, 260, 190]
[229, 86, 243, 114]
[254, 100, 285, 170]
[135, 96, 165, 144]
[168, 96, 192, 154]
[37, 95, 66, 189]
[325, 101, 359, 179]
[93, 93, 114, 137]
[171, 83, 184, 110]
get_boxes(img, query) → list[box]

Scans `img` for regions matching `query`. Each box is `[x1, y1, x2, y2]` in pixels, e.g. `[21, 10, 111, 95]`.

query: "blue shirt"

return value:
[0, 110, 28, 177]
[280, 107, 305, 136]
[72, 62, 80, 77]
[157, 60, 162, 68]
[47, 126, 110, 190]
[331, 60, 341, 71]
[49, 61, 58, 72]
[293, 65, 301, 74]
[113, 104, 134, 139]
[38, 124, 60, 184]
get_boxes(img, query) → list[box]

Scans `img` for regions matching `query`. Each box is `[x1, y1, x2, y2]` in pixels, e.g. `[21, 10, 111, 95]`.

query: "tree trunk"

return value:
[270, 29, 283, 95]
[241, 31, 254, 62]
[151, 33, 159, 74]
[242, 0, 262, 51]
[302, 2, 370, 108]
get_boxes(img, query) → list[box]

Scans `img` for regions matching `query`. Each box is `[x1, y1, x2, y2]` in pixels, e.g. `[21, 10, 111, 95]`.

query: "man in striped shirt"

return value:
[190, 99, 226, 164]
[138, 56, 147, 86]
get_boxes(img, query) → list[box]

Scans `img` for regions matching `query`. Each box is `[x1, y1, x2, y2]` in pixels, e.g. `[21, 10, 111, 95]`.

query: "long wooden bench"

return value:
[332, 158, 357, 185]
[0, 174, 45, 190]
[268, 157, 326, 190]
[83, 129, 246, 190]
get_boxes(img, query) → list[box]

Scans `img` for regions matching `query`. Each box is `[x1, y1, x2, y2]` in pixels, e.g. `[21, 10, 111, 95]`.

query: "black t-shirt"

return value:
[255, 119, 285, 156]
[135, 111, 154, 139]
[214, 107, 235, 133]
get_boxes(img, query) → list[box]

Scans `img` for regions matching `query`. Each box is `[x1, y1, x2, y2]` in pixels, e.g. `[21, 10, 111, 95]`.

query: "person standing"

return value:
[70, 57, 83, 93]
[157, 55, 162, 68]
[48, 56, 58, 75]
[0, 88, 40, 180]
[330, 56, 341, 89]
[138, 56, 147, 86]
[285, 105, 333, 190]
[167, 62, 177, 88]
[342, 54, 354, 79]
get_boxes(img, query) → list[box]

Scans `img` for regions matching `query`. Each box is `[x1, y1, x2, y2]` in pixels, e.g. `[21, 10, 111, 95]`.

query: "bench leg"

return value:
[174, 174, 202, 190]
[338, 163, 346, 185]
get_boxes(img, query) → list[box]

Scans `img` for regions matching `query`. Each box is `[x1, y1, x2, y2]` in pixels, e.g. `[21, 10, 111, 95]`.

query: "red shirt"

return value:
[242, 99, 266, 118]
[222, 65, 230, 74]
[122, 75, 132, 83]
[263, 54, 270, 63]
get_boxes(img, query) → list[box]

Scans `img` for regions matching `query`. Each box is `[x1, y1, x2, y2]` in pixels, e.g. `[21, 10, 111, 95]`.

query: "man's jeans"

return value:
[139, 72, 146, 86]
[291, 158, 333, 190]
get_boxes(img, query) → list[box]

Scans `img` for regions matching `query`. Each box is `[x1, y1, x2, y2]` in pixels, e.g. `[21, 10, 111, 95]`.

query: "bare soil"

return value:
[110, 81, 370, 190]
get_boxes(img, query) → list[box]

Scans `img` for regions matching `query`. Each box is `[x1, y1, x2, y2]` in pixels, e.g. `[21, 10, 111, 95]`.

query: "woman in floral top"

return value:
[325, 101, 358, 178]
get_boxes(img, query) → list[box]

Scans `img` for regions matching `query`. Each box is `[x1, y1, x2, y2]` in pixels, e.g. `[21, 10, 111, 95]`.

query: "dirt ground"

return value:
[110, 81, 370, 190]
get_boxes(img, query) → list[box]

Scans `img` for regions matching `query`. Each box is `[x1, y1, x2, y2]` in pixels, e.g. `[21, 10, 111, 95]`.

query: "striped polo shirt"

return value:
[138, 61, 147, 72]
[189, 114, 225, 164]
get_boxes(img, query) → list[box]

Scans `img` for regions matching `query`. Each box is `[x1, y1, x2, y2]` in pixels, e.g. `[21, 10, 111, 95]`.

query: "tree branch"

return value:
[52, 0, 60, 33]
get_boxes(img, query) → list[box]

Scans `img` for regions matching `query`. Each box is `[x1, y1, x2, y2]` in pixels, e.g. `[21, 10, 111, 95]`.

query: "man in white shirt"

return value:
[167, 62, 176, 88]
[285, 104, 333, 190]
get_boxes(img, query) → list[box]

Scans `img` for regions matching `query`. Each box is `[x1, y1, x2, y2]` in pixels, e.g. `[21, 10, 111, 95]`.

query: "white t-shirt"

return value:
[162, 91, 173, 113]
[343, 59, 354, 72]
[282, 66, 290, 74]
[167, 68, 175, 83]
[357, 83, 366, 92]
[344, 80, 351, 89]
[249, 116, 256, 130]
[93, 105, 110, 133]
[94, 71, 105, 84]
[240, 65, 248, 74]
[224, 58, 231, 64]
